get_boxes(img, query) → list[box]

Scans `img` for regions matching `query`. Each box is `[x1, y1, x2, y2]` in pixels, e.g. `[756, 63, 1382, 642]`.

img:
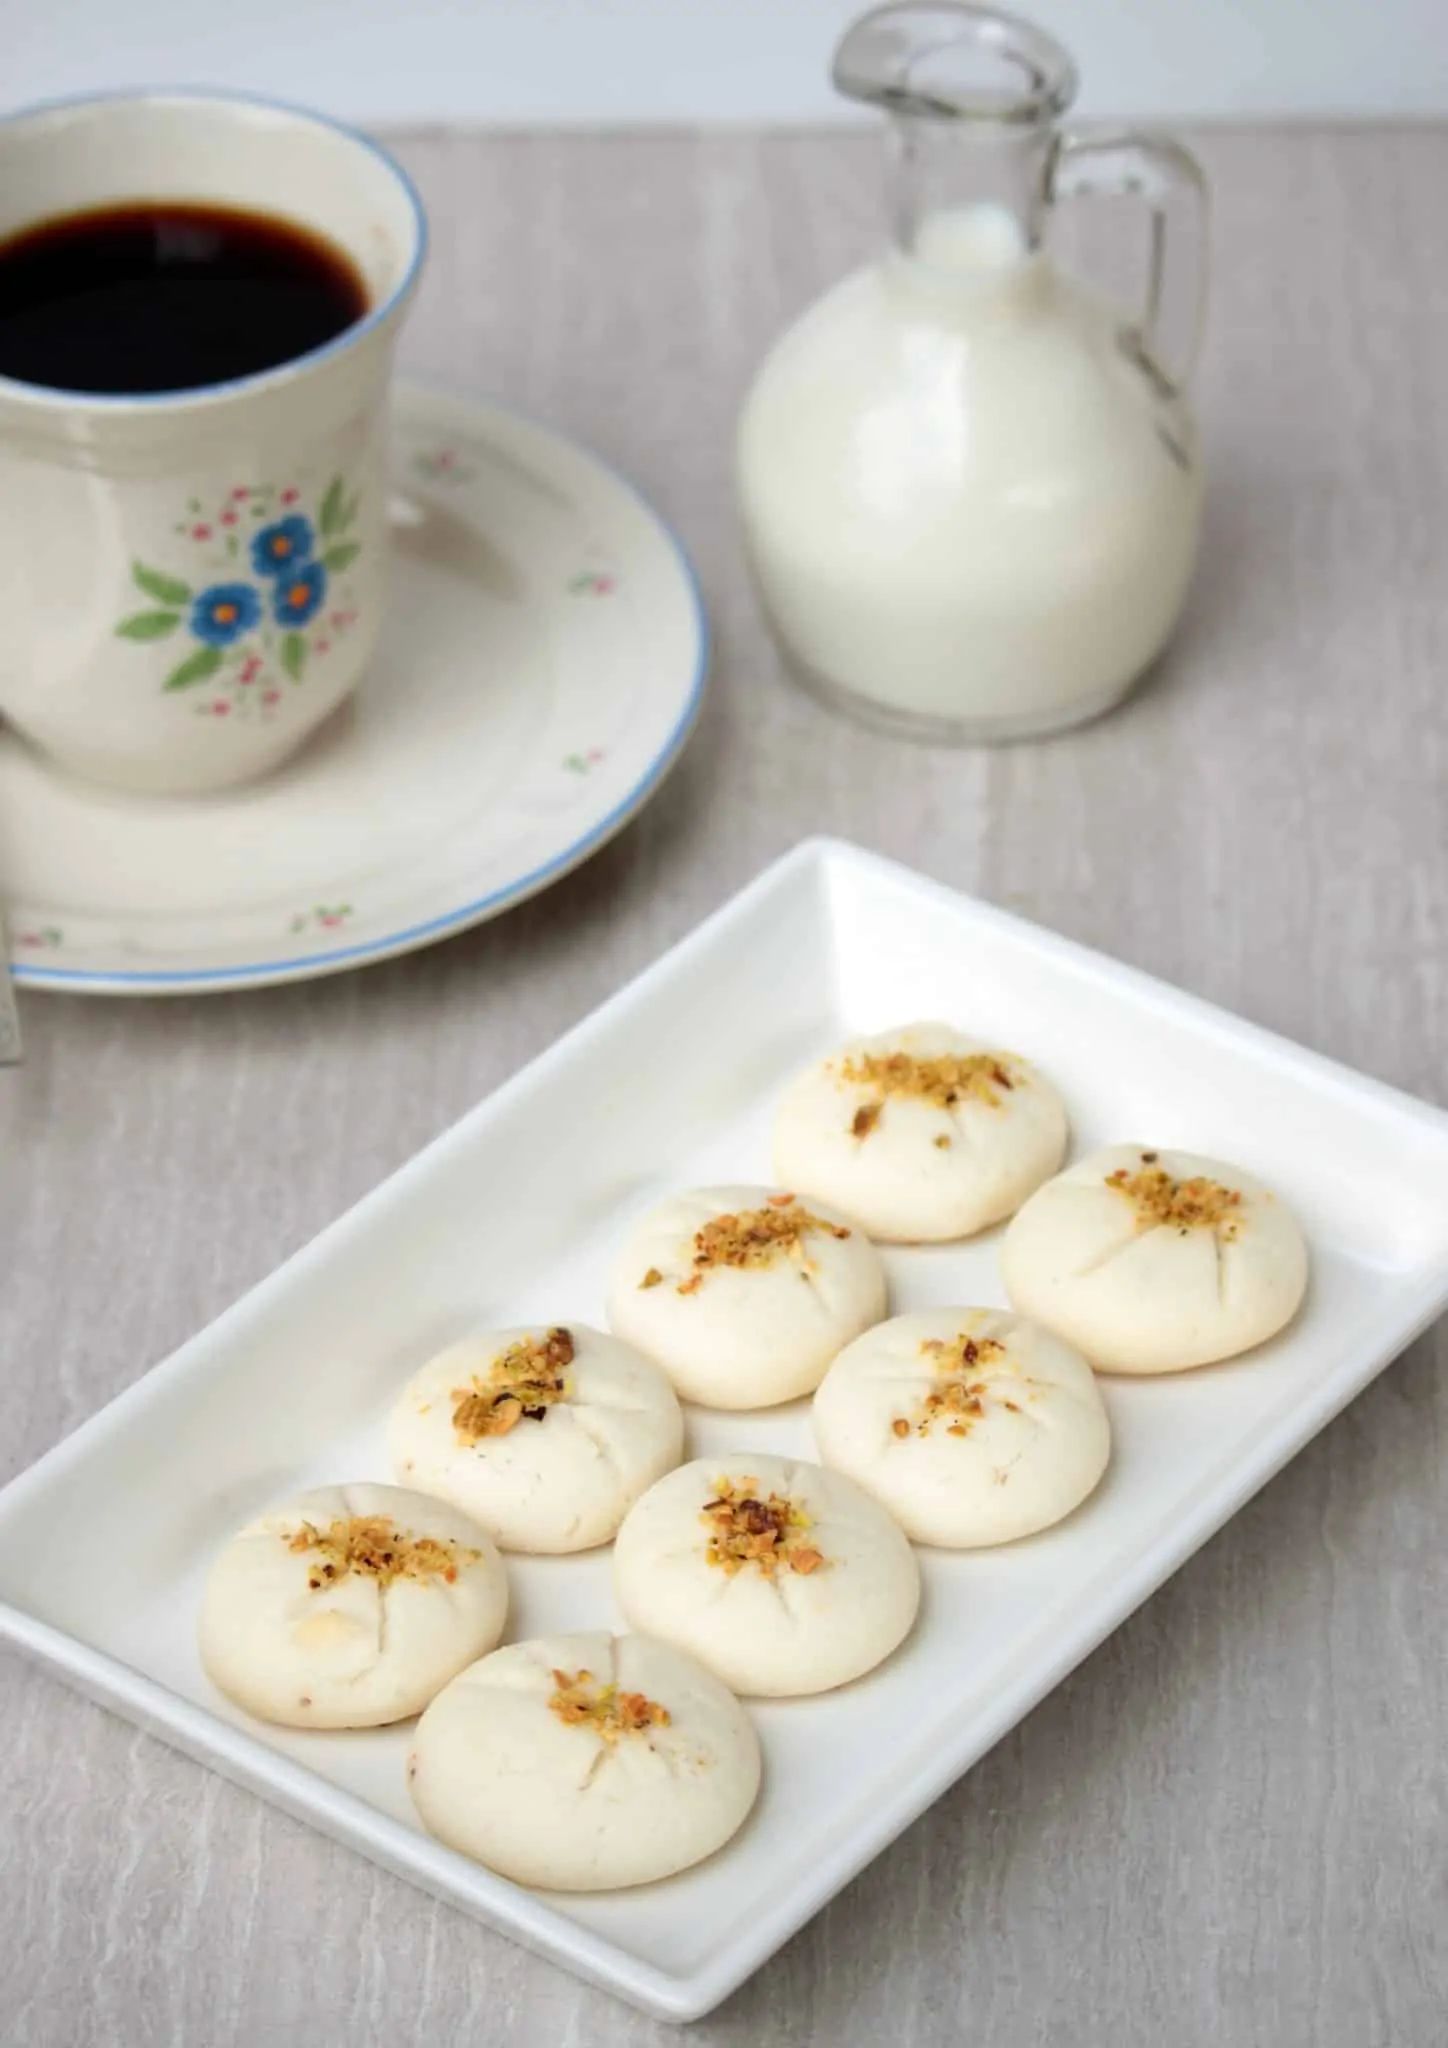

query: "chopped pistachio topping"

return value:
[287, 1515, 477, 1592]
[676, 1198, 849, 1294]
[1106, 1161, 1243, 1236]
[892, 1333, 1010, 1440]
[700, 1477, 826, 1576]
[548, 1668, 670, 1739]
[838, 1049, 1017, 1136]
[452, 1327, 574, 1442]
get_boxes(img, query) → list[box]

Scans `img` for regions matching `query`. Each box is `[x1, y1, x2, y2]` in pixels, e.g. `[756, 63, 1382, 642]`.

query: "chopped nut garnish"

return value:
[678, 1203, 849, 1293]
[922, 1334, 1005, 1369]
[452, 1327, 575, 1442]
[548, 1668, 671, 1741]
[639, 1267, 664, 1289]
[933, 1134, 952, 1149]
[700, 1477, 828, 1577]
[839, 1049, 1016, 1135]
[892, 1332, 1009, 1440]
[1105, 1165, 1242, 1237]
[287, 1516, 478, 1592]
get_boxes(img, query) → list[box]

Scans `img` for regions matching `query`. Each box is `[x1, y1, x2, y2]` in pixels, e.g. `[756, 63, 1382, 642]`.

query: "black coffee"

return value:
[0, 201, 369, 395]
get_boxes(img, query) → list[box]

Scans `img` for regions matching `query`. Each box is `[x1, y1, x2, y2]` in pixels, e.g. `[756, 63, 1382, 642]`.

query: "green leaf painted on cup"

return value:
[282, 632, 308, 681]
[340, 493, 360, 532]
[132, 561, 192, 606]
[321, 542, 360, 574]
[116, 610, 183, 641]
[319, 476, 346, 539]
[163, 645, 224, 692]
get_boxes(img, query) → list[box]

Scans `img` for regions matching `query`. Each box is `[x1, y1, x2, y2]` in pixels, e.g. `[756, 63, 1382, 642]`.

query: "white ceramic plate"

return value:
[0, 380, 706, 995]
[3, 839, 1447, 2022]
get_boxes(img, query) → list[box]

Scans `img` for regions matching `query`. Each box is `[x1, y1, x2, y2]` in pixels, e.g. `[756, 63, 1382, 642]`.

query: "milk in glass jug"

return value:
[737, 2, 1208, 741]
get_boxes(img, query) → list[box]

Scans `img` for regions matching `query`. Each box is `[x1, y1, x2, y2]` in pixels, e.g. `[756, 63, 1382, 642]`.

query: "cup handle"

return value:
[1048, 129, 1209, 395]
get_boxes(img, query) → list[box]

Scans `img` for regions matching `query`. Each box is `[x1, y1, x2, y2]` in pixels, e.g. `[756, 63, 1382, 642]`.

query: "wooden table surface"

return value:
[3, 126, 1447, 2047]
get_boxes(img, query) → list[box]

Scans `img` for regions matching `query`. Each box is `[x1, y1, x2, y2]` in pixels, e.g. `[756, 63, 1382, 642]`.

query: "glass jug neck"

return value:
[833, 4, 1076, 277]
[890, 112, 1053, 271]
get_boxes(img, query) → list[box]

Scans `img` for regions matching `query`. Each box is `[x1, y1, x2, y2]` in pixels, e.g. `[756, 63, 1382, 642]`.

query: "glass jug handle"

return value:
[1048, 131, 1209, 395]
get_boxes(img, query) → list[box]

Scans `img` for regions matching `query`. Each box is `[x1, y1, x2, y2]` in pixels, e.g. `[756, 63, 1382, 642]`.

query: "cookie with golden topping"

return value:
[1002, 1145, 1309, 1372]
[773, 1023, 1067, 1242]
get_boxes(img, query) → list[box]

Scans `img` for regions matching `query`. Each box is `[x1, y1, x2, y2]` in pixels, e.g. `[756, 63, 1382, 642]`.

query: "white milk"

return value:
[737, 203, 1202, 739]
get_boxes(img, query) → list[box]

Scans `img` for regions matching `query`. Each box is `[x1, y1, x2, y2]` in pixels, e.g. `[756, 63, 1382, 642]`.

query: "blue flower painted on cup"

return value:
[272, 560, 328, 627]
[189, 583, 262, 646]
[116, 473, 360, 701]
[251, 515, 316, 578]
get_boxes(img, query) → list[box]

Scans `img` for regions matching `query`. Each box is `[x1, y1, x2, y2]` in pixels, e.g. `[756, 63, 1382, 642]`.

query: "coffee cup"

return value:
[0, 90, 426, 795]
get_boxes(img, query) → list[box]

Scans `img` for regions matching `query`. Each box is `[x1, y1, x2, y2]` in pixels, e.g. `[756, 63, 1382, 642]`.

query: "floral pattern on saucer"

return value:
[413, 447, 475, 485]
[289, 904, 354, 936]
[568, 570, 616, 596]
[115, 476, 364, 718]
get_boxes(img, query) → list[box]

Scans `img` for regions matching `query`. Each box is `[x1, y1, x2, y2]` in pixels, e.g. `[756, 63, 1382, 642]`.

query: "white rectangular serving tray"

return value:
[4, 837, 1448, 2023]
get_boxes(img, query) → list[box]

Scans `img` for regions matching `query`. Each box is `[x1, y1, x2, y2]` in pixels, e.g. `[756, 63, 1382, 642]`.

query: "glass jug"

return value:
[737, 2, 1208, 742]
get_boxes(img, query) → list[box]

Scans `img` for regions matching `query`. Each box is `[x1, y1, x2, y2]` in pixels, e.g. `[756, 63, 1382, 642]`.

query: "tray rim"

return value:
[4, 835, 1448, 2022]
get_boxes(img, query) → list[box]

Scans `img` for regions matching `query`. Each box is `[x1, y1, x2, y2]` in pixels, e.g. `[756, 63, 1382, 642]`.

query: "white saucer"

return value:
[1, 381, 707, 995]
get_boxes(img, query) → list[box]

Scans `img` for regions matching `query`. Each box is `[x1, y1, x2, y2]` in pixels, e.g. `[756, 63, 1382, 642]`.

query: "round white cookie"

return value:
[389, 1323, 683, 1554]
[772, 1023, 1069, 1242]
[605, 1186, 887, 1409]
[1002, 1144, 1310, 1374]
[812, 1308, 1110, 1547]
[612, 1454, 920, 1696]
[199, 1482, 508, 1730]
[408, 1630, 760, 1890]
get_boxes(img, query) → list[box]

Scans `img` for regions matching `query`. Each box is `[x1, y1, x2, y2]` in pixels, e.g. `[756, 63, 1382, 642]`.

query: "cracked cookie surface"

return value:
[773, 1022, 1068, 1242]
[389, 1323, 683, 1553]
[408, 1629, 760, 1890]
[613, 1454, 919, 1696]
[606, 1186, 887, 1408]
[198, 1481, 507, 1729]
[1002, 1144, 1309, 1373]
[813, 1309, 1110, 1546]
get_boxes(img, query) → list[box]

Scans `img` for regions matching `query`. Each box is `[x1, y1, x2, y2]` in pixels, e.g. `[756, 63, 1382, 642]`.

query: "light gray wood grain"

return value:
[3, 126, 1447, 2048]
